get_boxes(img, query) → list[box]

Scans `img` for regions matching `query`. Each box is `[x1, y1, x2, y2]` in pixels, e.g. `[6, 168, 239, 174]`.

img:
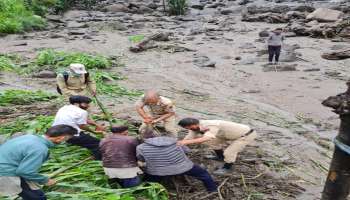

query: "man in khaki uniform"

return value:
[56, 63, 97, 99]
[135, 90, 177, 138]
[177, 118, 257, 175]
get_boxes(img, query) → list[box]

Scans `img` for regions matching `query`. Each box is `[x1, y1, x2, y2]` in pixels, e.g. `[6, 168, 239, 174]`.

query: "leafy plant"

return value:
[0, 0, 46, 34]
[0, 89, 57, 106]
[128, 35, 145, 43]
[167, 0, 187, 15]
[0, 55, 16, 71]
[92, 71, 142, 98]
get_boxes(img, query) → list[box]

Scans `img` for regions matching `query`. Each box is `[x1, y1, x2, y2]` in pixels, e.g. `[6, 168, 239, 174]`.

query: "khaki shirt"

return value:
[184, 120, 251, 141]
[135, 96, 175, 118]
[56, 72, 96, 96]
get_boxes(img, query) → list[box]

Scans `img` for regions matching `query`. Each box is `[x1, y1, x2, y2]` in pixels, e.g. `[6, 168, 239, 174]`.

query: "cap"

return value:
[69, 63, 87, 74]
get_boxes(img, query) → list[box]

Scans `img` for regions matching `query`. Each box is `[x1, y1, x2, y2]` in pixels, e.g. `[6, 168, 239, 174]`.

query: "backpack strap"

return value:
[62, 71, 69, 85]
[84, 72, 90, 84]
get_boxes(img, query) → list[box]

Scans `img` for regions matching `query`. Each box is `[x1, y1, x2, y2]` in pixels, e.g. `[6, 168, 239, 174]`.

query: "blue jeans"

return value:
[19, 178, 46, 200]
[145, 164, 217, 192]
[108, 176, 141, 188]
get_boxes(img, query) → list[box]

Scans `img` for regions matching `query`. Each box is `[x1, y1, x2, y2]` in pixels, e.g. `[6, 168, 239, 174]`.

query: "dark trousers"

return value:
[145, 164, 217, 192]
[268, 45, 281, 62]
[18, 178, 46, 200]
[108, 176, 141, 188]
[67, 132, 101, 160]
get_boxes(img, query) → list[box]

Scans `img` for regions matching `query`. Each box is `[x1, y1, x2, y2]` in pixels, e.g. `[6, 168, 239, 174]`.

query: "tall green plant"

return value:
[167, 0, 187, 15]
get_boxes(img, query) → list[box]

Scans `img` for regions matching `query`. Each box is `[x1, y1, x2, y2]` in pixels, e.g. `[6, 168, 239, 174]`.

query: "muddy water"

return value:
[0, 2, 350, 199]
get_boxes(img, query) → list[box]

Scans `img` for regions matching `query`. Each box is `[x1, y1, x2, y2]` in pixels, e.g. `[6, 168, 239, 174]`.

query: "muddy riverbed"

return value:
[1, 0, 350, 199]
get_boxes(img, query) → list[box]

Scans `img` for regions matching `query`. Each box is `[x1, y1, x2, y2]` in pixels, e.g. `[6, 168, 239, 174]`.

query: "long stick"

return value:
[93, 95, 113, 127]
[48, 156, 93, 178]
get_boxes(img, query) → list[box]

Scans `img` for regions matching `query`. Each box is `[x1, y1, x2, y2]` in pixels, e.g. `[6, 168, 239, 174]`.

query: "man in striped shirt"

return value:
[136, 129, 217, 192]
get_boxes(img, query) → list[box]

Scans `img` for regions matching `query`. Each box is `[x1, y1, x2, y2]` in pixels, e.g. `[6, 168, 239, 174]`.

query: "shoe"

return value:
[213, 167, 232, 175]
[204, 154, 224, 161]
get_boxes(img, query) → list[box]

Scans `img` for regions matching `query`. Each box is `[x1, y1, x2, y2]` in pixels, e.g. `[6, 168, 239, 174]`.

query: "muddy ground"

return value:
[1, 0, 350, 199]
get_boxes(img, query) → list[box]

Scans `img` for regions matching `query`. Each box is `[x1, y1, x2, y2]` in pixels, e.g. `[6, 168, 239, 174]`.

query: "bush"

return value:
[167, 0, 187, 15]
[0, 0, 46, 34]
[0, 89, 57, 106]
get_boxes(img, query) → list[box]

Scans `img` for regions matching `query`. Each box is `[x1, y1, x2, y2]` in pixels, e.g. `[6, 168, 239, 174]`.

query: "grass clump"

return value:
[0, 0, 46, 34]
[0, 89, 57, 106]
[167, 0, 187, 15]
[0, 115, 169, 200]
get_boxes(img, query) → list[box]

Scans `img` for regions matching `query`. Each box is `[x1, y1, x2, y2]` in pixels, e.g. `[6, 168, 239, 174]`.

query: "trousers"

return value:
[67, 132, 101, 160]
[145, 164, 217, 192]
[268, 45, 281, 62]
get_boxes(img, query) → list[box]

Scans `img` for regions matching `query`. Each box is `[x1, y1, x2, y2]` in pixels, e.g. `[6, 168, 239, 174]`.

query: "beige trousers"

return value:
[206, 131, 257, 163]
[139, 116, 177, 138]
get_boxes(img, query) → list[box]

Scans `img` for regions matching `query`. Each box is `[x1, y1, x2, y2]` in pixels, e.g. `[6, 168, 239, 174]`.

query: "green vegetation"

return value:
[0, 0, 46, 34]
[0, 115, 169, 200]
[93, 71, 142, 98]
[128, 35, 145, 43]
[0, 89, 57, 106]
[167, 0, 187, 15]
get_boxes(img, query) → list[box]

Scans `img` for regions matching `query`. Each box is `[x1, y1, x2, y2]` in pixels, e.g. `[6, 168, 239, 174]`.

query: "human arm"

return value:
[135, 99, 153, 124]
[152, 112, 175, 124]
[152, 100, 175, 123]
[177, 136, 212, 146]
[15, 148, 49, 185]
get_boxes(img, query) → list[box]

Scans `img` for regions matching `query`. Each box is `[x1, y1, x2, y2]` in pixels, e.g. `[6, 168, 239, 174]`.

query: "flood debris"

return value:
[130, 32, 172, 53]
[322, 49, 350, 60]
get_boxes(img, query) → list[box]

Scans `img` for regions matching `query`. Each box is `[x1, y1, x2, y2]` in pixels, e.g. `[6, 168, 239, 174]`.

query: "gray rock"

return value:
[67, 21, 88, 28]
[138, 5, 154, 14]
[33, 70, 57, 78]
[193, 55, 216, 68]
[68, 30, 86, 35]
[147, 2, 158, 9]
[221, 9, 234, 15]
[303, 68, 320, 72]
[46, 15, 65, 23]
[191, 4, 205, 10]
[104, 4, 129, 12]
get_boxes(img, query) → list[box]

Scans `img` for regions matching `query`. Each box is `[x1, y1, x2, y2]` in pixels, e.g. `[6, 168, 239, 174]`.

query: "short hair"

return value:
[46, 125, 78, 137]
[69, 95, 92, 104]
[111, 126, 128, 133]
[142, 128, 156, 139]
[178, 118, 200, 127]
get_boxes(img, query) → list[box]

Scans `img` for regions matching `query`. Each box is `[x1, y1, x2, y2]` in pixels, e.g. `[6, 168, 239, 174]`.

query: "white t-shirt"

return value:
[52, 105, 88, 134]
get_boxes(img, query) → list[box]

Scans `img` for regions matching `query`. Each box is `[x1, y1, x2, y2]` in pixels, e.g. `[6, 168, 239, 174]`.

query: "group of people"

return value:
[0, 63, 257, 200]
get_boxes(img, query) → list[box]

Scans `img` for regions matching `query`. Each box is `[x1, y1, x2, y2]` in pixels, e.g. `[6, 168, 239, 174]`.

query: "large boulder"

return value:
[306, 8, 344, 22]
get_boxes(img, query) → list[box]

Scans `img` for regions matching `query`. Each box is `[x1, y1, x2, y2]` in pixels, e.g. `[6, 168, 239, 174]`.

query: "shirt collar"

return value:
[40, 135, 55, 148]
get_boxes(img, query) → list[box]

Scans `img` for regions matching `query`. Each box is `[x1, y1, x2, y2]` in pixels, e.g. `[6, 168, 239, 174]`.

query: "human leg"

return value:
[66, 132, 101, 160]
[268, 45, 274, 63]
[183, 164, 217, 192]
[274, 46, 281, 63]
[18, 178, 46, 200]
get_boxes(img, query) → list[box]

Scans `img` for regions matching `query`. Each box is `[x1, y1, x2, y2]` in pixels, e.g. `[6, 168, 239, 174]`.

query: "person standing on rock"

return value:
[0, 125, 77, 200]
[56, 63, 97, 99]
[52, 95, 106, 160]
[267, 28, 285, 65]
[177, 118, 257, 175]
[135, 90, 177, 138]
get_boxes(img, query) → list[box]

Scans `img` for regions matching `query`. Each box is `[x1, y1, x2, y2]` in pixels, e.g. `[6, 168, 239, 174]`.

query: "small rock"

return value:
[46, 15, 65, 23]
[147, 3, 158, 9]
[235, 56, 242, 60]
[13, 42, 27, 46]
[33, 70, 57, 78]
[221, 9, 234, 15]
[191, 4, 205, 10]
[193, 55, 216, 68]
[303, 68, 320, 72]
[67, 21, 88, 28]
[137, 5, 154, 14]
[68, 30, 86, 35]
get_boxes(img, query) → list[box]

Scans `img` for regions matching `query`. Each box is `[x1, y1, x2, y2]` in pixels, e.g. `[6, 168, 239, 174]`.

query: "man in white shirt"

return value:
[52, 95, 105, 159]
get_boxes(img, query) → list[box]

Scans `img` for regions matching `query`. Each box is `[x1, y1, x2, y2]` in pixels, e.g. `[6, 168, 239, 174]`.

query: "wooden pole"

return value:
[321, 81, 350, 200]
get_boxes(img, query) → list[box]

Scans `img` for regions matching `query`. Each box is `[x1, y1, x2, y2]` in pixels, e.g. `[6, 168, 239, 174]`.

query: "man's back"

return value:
[100, 135, 138, 168]
[136, 137, 193, 176]
[0, 135, 51, 183]
[52, 105, 87, 133]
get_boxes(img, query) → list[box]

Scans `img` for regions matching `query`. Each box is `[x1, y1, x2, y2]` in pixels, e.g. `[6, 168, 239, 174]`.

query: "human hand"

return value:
[45, 179, 56, 186]
[92, 91, 97, 97]
[177, 141, 186, 146]
[95, 125, 106, 132]
[144, 117, 153, 124]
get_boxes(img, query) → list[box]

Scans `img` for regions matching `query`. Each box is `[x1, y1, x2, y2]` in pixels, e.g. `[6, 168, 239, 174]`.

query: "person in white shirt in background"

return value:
[267, 28, 285, 65]
[52, 95, 106, 160]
